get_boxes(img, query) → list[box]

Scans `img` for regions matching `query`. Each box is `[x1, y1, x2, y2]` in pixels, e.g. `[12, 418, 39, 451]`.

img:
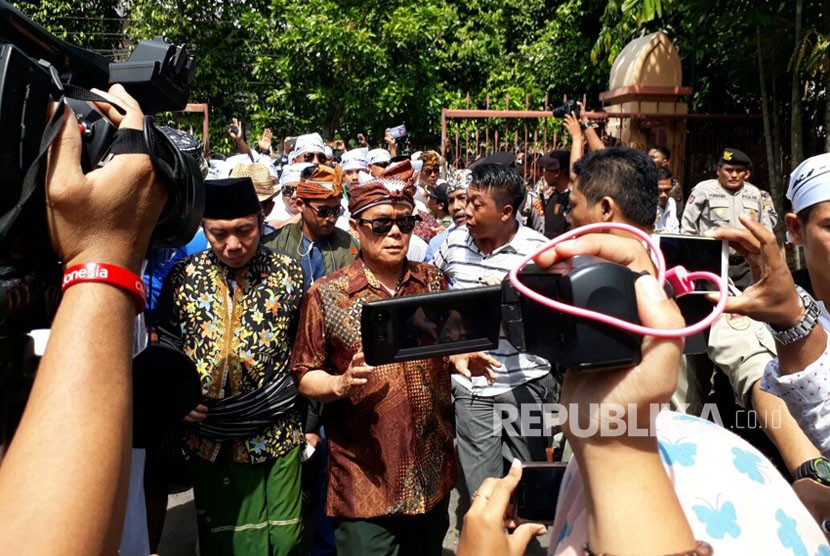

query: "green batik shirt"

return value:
[157, 246, 304, 464]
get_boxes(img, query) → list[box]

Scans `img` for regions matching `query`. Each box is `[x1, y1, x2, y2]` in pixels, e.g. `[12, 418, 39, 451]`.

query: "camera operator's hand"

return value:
[1, 84, 167, 556]
[559, 270, 695, 554]
[449, 352, 501, 384]
[533, 233, 657, 277]
[333, 352, 373, 398]
[46, 84, 167, 274]
[562, 274, 684, 442]
[457, 458, 547, 556]
[705, 215, 803, 329]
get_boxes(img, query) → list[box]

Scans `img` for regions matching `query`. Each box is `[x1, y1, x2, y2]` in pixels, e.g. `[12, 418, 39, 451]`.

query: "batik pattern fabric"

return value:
[158, 246, 304, 464]
[290, 257, 457, 519]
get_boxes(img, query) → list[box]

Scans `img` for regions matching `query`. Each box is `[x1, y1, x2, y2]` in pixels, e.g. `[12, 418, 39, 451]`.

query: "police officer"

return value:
[681, 148, 777, 289]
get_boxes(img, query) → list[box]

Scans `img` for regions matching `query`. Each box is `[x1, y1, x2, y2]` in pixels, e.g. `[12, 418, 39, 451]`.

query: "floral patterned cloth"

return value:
[157, 246, 304, 464]
[549, 411, 830, 555]
[290, 257, 457, 519]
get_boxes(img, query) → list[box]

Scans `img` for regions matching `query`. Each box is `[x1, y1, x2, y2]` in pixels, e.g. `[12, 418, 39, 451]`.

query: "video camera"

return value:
[0, 1, 204, 333]
[362, 256, 642, 372]
[0, 1, 204, 441]
[361, 235, 728, 372]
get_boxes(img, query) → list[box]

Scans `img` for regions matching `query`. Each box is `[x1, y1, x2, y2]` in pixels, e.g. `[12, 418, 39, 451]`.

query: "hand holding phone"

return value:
[654, 234, 727, 294]
[511, 462, 567, 524]
[457, 459, 548, 556]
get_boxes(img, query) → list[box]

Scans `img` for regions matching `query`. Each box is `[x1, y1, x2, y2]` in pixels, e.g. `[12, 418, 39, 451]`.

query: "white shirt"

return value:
[266, 196, 296, 222]
[407, 234, 428, 262]
[761, 302, 830, 457]
[655, 197, 680, 234]
[433, 223, 552, 395]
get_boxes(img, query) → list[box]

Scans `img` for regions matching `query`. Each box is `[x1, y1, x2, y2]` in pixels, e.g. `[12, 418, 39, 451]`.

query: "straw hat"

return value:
[230, 162, 277, 202]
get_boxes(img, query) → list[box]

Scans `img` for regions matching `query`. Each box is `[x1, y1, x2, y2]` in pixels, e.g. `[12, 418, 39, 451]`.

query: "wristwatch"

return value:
[766, 286, 821, 345]
[794, 456, 830, 486]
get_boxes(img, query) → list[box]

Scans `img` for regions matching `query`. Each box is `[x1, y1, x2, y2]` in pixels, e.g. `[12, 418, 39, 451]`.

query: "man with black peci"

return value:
[157, 177, 305, 556]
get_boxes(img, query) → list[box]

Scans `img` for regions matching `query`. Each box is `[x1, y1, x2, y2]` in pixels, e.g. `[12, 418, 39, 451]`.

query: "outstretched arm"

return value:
[0, 85, 167, 555]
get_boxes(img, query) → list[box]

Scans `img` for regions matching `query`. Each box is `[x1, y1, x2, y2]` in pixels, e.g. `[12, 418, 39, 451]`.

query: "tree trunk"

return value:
[791, 0, 805, 167]
[758, 28, 784, 240]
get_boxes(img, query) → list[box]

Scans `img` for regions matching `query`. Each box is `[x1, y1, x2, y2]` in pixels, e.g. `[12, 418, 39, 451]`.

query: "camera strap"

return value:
[0, 103, 65, 238]
[0, 85, 128, 238]
[109, 129, 150, 156]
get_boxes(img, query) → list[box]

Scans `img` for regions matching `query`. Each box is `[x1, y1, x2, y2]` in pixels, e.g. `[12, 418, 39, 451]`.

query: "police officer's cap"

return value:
[718, 148, 752, 168]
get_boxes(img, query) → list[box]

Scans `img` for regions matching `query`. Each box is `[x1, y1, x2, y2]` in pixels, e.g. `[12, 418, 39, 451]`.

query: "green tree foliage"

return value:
[11, 0, 125, 56]
[10, 0, 611, 150]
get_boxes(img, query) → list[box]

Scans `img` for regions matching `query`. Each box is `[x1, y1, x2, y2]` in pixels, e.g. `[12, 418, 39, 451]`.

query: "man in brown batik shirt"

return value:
[290, 162, 497, 556]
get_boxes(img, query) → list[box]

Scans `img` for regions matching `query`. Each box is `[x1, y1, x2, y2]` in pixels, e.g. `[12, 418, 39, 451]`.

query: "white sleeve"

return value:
[762, 336, 830, 457]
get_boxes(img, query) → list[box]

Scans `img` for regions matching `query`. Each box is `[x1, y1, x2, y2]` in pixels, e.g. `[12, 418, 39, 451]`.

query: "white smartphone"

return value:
[654, 234, 728, 293]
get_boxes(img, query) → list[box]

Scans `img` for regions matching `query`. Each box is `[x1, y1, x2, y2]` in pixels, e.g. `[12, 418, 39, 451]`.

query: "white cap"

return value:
[289, 133, 325, 163]
[341, 148, 369, 171]
[411, 158, 423, 174]
[367, 148, 391, 165]
[788, 153, 830, 214]
[324, 145, 333, 159]
[279, 162, 314, 188]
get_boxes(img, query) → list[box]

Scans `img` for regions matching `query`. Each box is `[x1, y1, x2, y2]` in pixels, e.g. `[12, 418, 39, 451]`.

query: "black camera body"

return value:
[552, 99, 580, 119]
[0, 1, 203, 333]
[501, 257, 641, 372]
[0, 1, 204, 445]
[361, 256, 642, 372]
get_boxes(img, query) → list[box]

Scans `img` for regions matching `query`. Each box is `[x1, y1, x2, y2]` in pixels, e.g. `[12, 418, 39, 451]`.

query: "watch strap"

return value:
[794, 457, 830, 485]
[766, 286, 821, 345]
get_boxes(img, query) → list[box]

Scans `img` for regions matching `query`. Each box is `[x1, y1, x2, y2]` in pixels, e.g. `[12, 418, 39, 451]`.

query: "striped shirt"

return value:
[432, 223, 552, 395]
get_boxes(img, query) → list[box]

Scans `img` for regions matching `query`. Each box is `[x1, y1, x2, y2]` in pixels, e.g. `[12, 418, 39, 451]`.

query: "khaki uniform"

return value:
[671, 309, 776, 415]
[681, 179, 777, 288]
[680, 179, 777, 234]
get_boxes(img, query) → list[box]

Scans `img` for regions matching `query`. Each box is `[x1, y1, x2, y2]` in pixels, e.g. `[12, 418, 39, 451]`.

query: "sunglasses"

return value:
[309, 204, 344, 218]
[282, 186, 296, 196]
[357, 215, 421, 235]
[371, 161, 390, 168]
[422, 167, 439, 176]
[300, 152, 327, 163]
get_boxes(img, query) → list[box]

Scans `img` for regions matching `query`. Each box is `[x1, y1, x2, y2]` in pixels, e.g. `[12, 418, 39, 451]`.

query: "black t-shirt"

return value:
[542, 189, 570, 239]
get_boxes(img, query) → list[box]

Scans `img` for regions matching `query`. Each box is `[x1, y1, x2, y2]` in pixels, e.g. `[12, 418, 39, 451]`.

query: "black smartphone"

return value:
[360, 286, 502, 366]
[512, 462, 568, 524]
[655, 234, 727, 293]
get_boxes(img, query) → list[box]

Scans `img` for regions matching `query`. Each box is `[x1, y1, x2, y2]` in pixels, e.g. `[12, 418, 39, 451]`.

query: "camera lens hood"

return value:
[143, 117, 205, 249]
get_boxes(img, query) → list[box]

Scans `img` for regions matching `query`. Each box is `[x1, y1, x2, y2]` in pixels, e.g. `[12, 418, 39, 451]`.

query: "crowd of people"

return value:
[0, 87, 829, 556]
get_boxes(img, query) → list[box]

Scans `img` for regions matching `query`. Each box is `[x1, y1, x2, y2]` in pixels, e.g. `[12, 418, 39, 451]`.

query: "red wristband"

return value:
[62, 263, 146, 313]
